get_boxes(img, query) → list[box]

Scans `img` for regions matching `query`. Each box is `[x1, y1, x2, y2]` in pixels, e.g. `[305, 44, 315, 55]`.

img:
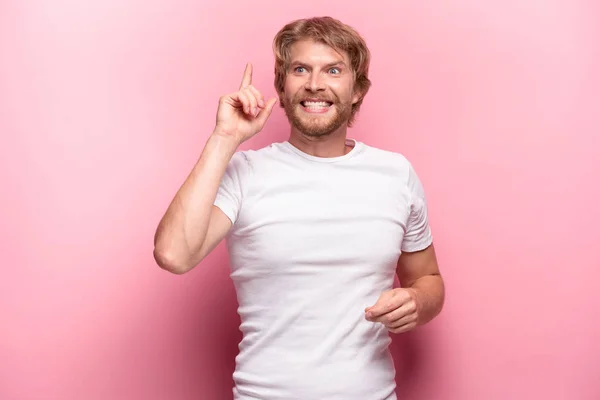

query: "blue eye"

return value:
[294, 66, 306, 73]
[329, 68, 340, 74]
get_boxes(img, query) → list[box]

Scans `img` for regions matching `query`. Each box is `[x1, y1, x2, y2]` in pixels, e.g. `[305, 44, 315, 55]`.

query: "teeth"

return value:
[304, 101, 330, 107]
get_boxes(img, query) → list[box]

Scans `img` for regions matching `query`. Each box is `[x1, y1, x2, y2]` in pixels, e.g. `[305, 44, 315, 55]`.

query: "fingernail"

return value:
[259, 100, 265, 107]
[253, 107, 258, 115]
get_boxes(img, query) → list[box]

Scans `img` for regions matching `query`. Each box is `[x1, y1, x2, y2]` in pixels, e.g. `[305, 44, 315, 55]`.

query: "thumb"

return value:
[365, 290, 394, 317]
[256, 97, 277, 125]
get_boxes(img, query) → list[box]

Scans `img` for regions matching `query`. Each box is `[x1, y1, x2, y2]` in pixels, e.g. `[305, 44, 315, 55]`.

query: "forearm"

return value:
[406, 274, 445, 325]
[153, 131, 239, 269]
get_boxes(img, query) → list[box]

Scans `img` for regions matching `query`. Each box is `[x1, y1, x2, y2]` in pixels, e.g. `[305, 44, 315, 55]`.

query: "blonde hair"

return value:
[272, 16, 372, 127]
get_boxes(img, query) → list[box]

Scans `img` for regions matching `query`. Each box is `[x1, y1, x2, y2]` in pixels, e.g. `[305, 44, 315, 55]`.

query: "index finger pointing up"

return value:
[240, 62, 252, 89]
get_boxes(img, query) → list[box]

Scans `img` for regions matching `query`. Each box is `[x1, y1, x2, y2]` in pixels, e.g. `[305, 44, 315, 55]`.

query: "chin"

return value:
[293, 113, 339, 137]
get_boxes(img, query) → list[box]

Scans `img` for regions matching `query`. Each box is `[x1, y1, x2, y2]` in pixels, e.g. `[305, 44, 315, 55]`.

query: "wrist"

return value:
[210, 128, 243, 150]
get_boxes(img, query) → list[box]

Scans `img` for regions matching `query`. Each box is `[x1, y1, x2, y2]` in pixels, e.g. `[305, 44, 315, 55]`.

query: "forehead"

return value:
[288, 39, 349, 65]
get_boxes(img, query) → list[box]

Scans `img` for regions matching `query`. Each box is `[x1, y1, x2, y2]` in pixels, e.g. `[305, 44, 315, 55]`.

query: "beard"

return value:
[282, 92, 352, 137]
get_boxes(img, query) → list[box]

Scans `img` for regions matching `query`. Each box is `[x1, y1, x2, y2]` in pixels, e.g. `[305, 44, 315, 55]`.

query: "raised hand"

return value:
[214, 63, 277, 145]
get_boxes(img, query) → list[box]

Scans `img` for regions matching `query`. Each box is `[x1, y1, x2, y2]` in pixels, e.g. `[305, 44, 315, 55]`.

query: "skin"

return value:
[365, 245, 445, 334]
[281, 39, 361, 157]
[153, 39, 445, 334]
[152, 65, 277, 274]
[277, 40, 445, 333]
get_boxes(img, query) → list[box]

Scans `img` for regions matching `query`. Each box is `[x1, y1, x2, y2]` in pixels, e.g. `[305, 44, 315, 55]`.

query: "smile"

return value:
[300, 100, 333, 114]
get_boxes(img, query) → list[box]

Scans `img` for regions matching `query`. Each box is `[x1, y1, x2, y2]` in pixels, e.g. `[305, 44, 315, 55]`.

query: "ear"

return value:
[352, 91, 362, 105]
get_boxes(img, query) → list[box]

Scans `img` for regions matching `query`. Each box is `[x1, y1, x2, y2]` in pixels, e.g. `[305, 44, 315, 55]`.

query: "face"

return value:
[281, 39, 361, 137]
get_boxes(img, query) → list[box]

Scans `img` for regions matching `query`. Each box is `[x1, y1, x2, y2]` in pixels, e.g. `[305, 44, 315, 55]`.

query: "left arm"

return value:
[396, 244, 445, 325]
[365, 244, 445, 333]
[365, 161, 444, 333]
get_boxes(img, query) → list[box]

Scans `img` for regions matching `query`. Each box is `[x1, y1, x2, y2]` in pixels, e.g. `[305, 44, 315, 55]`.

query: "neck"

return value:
[288, 124, 352, 158]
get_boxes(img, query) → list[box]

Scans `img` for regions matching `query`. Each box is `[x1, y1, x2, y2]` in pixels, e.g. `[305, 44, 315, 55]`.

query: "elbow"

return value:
[153, 247, 193, 275]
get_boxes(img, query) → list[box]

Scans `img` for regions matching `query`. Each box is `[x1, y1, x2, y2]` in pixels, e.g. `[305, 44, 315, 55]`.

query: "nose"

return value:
[304, 72, 326, 92]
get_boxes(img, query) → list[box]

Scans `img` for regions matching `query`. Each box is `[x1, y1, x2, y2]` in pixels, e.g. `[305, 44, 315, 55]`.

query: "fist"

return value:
[365, 288, 421, 334]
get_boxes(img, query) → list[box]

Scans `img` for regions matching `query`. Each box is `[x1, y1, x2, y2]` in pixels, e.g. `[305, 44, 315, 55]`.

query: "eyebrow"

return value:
[290, 60, 347, 69]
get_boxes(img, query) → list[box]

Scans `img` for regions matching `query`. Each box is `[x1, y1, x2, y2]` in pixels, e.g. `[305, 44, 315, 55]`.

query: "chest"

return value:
[228, 168, 411, 272]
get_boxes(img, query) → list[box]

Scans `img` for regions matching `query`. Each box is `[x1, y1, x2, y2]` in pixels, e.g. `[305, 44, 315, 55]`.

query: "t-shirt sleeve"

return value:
[213, 152, 248, 225]
[401, 162, 433, 252]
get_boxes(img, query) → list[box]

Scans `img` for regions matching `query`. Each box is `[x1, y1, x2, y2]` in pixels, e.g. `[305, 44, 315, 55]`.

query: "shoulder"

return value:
[360, 142, 427, 196]
[227, 141, 287, 175]
[361, 143, 414, 176]
[238, 141, 288, 158]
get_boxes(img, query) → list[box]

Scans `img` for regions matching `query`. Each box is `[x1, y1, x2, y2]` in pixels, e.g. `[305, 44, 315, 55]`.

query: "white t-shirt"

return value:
[214, 138, 433, 400]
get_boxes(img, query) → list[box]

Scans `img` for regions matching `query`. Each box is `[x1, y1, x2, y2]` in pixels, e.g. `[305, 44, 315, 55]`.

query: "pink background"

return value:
[1, 1, 599, 399]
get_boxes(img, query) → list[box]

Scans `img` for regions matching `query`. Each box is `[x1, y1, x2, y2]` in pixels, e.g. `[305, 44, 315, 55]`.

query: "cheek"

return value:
[283, 77, 303, 95]
[330, 80, 354, 100]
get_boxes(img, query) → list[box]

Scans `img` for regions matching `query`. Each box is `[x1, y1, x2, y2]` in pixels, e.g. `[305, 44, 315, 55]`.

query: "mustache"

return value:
[292, 95, 337, 103]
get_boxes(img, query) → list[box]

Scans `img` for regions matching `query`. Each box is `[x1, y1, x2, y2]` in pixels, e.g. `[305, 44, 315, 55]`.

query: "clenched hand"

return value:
[365, 288, 421, 334]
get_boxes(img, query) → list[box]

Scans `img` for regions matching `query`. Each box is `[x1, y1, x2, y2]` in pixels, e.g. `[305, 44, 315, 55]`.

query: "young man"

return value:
[154, 16, 445, 400]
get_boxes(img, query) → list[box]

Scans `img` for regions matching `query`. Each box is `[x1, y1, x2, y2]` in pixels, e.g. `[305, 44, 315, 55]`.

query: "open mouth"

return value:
[300, 100, 333, 113]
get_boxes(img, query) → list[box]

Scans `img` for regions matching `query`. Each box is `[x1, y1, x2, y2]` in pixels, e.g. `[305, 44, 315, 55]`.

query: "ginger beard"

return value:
[282, 91, 353, 138]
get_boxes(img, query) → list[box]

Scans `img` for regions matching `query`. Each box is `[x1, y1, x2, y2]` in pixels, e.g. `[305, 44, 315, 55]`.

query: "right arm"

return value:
[153, 133, 238, 274]
[153, 63, 277, 274]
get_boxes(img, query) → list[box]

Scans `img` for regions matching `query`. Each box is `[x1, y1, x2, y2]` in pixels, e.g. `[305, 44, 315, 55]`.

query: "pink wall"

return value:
[2, 1, 599, 399]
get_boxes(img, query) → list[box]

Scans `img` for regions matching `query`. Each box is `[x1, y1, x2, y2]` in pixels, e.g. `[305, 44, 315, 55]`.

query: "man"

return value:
[153, 16, 445, 400]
